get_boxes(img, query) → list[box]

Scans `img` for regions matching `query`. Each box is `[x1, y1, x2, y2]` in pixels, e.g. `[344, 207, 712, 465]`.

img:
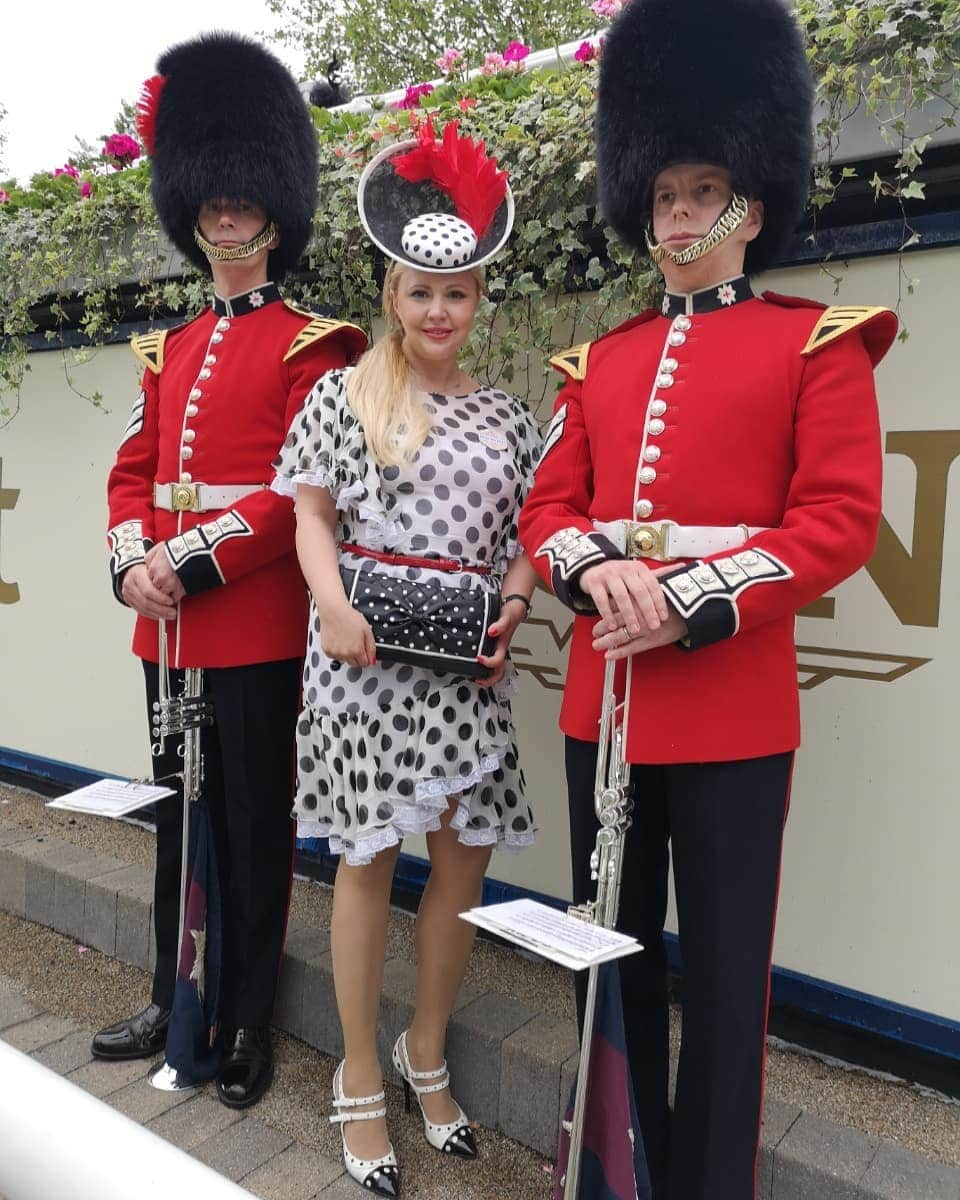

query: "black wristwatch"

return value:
[502, 593, 532, 619]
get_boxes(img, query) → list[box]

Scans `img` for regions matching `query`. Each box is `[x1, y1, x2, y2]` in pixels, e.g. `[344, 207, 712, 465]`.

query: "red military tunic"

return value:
[519, 279, 898, 764]
[107, 284, 367, 668]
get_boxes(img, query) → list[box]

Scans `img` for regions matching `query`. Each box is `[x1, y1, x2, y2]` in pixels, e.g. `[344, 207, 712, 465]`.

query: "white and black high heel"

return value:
[330, 1061, 401, 1196]
[392, 1031, 478, 1160]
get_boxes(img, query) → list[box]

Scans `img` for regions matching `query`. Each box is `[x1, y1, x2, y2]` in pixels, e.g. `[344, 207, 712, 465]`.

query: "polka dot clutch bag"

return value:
[340, 565, 500, 678]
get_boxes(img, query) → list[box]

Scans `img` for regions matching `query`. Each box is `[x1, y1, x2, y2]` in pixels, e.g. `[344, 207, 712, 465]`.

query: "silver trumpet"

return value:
[563, 657, 635, 1199]
[148, 618, 215, 1093]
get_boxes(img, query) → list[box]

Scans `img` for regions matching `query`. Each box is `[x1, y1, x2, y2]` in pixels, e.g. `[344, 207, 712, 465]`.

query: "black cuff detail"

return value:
[534, 528, 623, 613]
[659, 549, 793, 650]
[169, 548, 224, 596]
[660, 567, 737, 649]
[162, 511, 253, 596]
[107, 523, 152, 605]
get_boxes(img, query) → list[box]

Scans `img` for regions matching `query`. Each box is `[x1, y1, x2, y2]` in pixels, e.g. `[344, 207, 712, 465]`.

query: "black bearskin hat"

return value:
[143, 32, 319, 279]
[596, 0, 814, 273]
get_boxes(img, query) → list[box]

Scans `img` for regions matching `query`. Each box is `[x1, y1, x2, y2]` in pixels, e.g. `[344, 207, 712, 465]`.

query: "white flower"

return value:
[716, 283, 737, 306]
[248, 290, 265, 308]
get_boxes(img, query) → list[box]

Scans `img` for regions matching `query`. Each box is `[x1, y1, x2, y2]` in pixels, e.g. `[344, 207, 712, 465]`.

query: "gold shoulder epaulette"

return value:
[801, 306, 892, 357]
[549, 343, 591, 382]
[282, 302, 366, 362]
[130, 329, 168, 375]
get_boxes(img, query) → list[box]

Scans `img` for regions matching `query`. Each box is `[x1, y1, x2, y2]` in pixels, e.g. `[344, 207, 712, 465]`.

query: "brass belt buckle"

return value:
[626, 522, 671, 560]
[170, 483, 201, 512]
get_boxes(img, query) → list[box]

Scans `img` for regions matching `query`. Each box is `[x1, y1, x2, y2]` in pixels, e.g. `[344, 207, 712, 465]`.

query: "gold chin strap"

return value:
[193, 220, 279, 262]
[645, 193, 750, 266]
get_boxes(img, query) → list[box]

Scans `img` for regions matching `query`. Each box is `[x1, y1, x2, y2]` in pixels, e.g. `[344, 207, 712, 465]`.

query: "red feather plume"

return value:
[135, 75, 167, 156]
[392, 120, 508, 240]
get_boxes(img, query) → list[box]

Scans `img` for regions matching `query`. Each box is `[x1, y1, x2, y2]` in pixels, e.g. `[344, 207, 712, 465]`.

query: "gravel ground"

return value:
[2, 781, 958, 1170]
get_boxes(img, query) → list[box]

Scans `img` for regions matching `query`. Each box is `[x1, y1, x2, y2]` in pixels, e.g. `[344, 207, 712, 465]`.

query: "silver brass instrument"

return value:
[148, 619, 215, 1093]
[563, 658, 635, 1199]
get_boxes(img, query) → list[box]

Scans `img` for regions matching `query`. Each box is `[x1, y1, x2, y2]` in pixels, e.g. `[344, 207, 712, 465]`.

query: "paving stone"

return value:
[108, 1074, 197, 1123]
[1, 1013, 76, 1053]
[241, 1141, 343, 1199]
[559, 1048, 579, 1126]
[82, 864, 150, 957]
[301, 949, 342, 1061]
[0, 977, 41, 1031]
[315, 1174, 358, 1198]
[499, 1012, 580, 1157]
[0, 846, 27, 917]
[276, 926, 330, 1040]
[116, 877, 154, 972]
[54, 851, 125, 942]
[24, 841, 93, 931]
[0, 826, 36, 849]
[146, 1093, 243, 1151]
[67, 1054, 155, 1099]
[758, 1096, 802, 1200]
[446, 992, 537, 1129]
[376, 957, 418, 1067]
[0, 834, 71, 918]
[773, 1111, 880, 1200]
[193, 1115, 292, 1181]
[859, 1143, 960, 1199]
[31, 1029, 96, 1075]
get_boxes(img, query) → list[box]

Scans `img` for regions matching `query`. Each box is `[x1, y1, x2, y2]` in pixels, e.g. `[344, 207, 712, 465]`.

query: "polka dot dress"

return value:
[272, 368, 541, 865]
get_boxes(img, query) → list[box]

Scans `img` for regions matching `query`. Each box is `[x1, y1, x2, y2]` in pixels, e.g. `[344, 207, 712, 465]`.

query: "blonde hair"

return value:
[347, 261, 483, 467]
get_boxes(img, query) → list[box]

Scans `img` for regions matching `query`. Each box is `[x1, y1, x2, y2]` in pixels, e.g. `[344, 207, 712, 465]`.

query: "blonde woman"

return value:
[273, 124, 539, 1196]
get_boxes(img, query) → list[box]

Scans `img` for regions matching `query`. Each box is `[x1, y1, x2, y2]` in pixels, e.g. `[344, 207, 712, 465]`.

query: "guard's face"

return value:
[650, 165, 736, 251]
[392, 268, 481, 365]
[197, 198, 273, 249]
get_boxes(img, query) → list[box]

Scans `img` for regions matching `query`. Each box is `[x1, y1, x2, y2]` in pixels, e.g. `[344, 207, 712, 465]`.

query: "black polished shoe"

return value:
[91, 1002, 170, 1061]
[216, 1026, 274, 1109]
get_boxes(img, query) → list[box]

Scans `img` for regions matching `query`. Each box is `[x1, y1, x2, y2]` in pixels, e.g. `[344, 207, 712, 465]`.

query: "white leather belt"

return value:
[153, 482, 266, 513]
[593, 519, 769, 561]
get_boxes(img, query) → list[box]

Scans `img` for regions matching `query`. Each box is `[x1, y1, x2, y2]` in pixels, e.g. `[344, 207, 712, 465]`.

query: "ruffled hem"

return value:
[297, 800, 538, 867]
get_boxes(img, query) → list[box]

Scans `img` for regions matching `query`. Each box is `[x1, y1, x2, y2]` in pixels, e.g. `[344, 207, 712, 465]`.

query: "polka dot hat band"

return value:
[357, 118, 515, 273]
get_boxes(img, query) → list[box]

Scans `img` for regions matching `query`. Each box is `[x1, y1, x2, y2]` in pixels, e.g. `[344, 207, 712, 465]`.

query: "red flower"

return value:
[458, 97, 478, 111]
[103, 133, 141, 170]
[396, 83, 435, 110]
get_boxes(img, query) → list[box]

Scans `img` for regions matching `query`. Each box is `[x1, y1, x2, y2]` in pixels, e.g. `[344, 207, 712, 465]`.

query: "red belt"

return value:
[340, 542, 493, 576]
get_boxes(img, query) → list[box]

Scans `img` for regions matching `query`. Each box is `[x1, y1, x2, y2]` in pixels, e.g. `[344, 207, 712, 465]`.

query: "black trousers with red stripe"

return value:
[566, 737, 793, 1200]
[144, 658, 301, 1029]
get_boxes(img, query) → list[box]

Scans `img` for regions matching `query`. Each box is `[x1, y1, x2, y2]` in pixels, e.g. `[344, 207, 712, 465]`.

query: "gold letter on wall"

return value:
[867, 431, 960, 628]
[0, 459, 20, 605]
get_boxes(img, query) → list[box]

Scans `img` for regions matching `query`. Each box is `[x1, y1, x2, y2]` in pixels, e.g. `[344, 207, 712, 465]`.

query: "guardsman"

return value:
[96, 33, 366, 1110]
[519, 1, 898, 1197]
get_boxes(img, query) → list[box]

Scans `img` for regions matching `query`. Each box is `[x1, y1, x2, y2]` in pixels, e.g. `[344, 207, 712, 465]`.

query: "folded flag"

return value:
[164, 797, 222, 1081]
[555, 961, 651, 1200]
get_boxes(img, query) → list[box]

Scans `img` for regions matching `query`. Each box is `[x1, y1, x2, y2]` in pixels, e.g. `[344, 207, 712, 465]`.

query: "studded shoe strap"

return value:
[330, 1104, 387, 1125]
[398, 1032, 450, 1094]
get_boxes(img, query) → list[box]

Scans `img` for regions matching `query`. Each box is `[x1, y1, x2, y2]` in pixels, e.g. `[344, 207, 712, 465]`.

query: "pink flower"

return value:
[480, 52, 508, 75]
[103, 133, 141, 170]
[0, 189, 9, 204]
[396, 82, 435, 110]
[458, 96, 478, 112]
[503, 40, 531, 63]
[574, 39, 598, 63]
[591, 0, 623, 18]
[435, 47, 464, 74]
[52, 164, 80, 179]
[79, 180, 92, 199]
